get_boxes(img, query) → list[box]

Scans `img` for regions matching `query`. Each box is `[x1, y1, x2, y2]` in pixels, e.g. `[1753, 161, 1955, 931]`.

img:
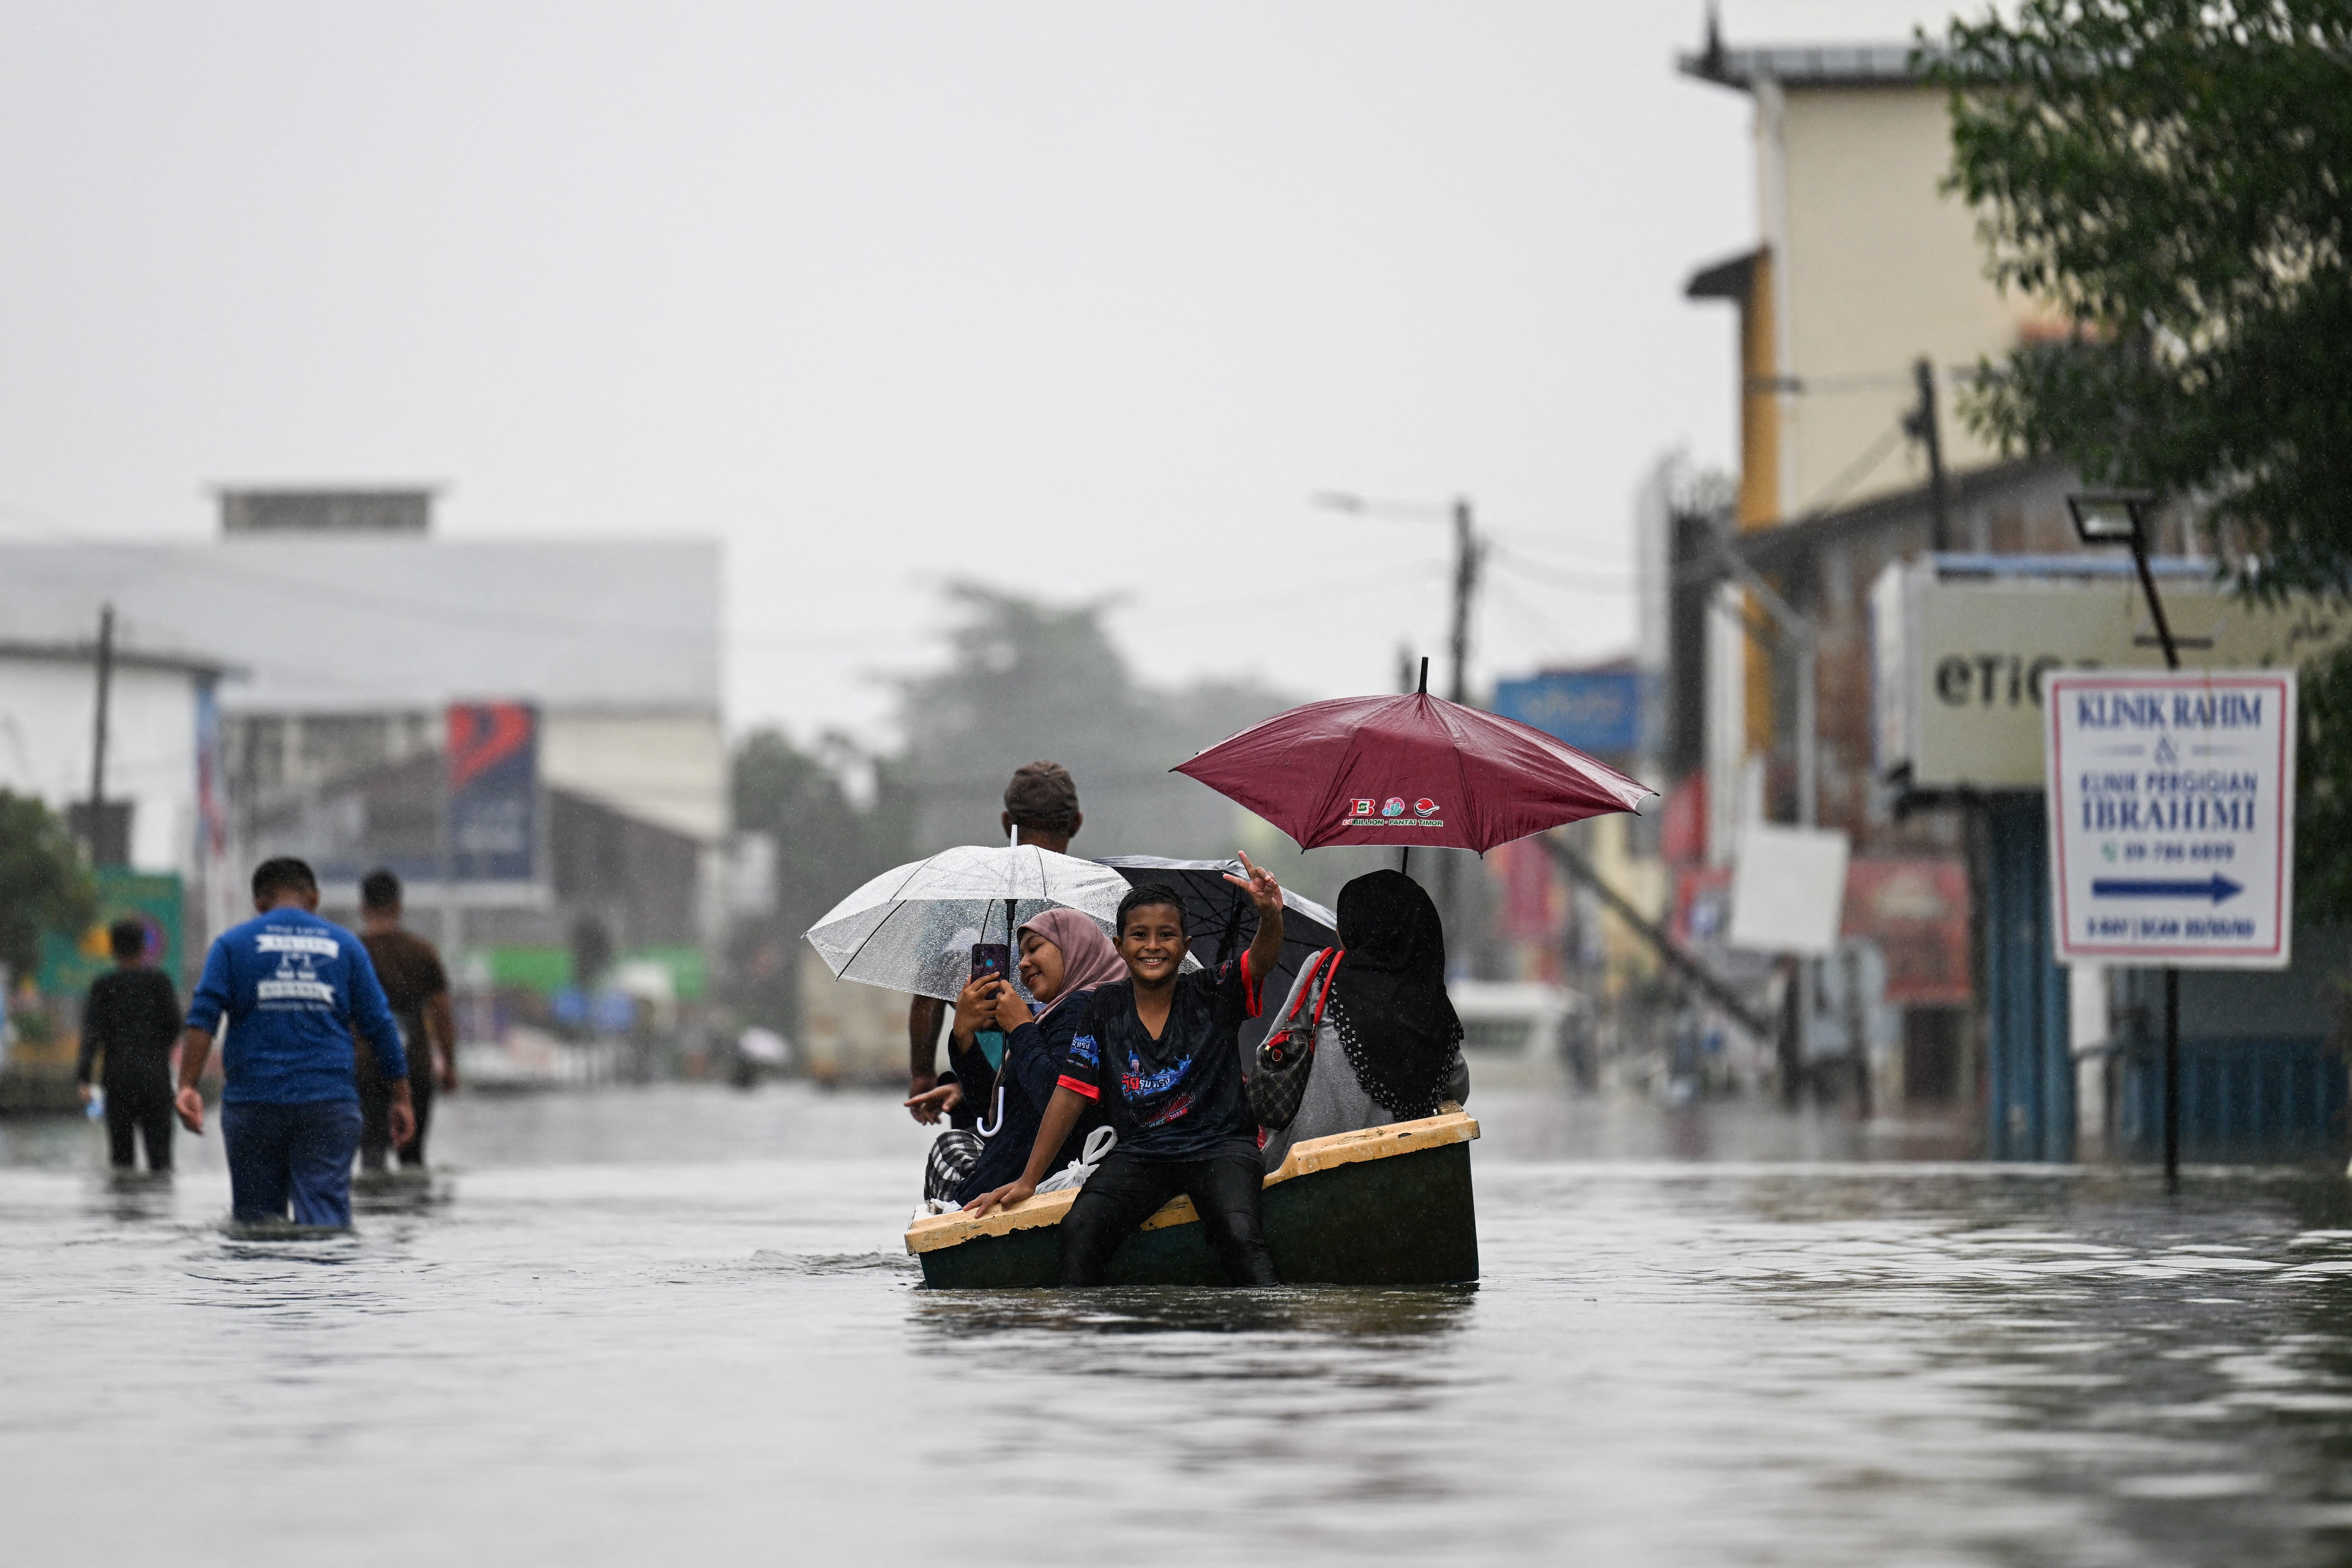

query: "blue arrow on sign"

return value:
[2091, 874, 2243, 904]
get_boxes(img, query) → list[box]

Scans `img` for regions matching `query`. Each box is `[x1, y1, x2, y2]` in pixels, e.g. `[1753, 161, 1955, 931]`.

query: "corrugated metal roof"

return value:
[0, 538, 719, 714]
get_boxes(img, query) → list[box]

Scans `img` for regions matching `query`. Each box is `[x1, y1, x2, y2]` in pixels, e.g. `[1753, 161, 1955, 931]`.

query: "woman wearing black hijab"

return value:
[1259, 869, 1469, 1172]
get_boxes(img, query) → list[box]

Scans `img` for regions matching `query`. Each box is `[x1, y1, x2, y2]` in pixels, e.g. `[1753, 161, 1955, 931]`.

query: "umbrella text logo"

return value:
[1382, 797, 1407, 818]
[1350, 799, 1374, 817]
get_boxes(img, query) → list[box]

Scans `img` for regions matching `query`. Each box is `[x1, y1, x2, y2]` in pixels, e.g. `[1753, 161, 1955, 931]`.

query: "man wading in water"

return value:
[967, 857, 1285, 1287]
[354, 869, 457, 1174]
[174, 857, 410, 1229]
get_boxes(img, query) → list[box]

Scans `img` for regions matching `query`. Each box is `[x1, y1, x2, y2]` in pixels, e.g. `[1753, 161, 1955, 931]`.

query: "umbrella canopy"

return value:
[804, 844, 1134, 1002]
[1097, 856, 1338, 1045]
[1173, 691, 1653, 854]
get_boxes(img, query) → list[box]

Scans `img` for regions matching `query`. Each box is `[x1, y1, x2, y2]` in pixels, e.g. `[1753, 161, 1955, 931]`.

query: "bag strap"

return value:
[1279, 950, 1330, 1031]
[1308, 948, 1343, 1032]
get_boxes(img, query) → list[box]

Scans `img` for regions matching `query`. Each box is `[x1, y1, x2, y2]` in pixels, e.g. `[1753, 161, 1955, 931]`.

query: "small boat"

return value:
[904, 1109, 1481, 1288]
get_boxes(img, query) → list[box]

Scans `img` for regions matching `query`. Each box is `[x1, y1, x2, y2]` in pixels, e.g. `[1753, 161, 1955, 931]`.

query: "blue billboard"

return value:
[1492, 670, 1643, 755]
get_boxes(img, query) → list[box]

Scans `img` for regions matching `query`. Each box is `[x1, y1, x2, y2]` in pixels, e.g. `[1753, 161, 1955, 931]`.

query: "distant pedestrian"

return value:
[354, 869, 456, 1173]
[173, 857, 409, 1229]
[906, 761, 1084, 1126]
[74, 918, 181, 1174]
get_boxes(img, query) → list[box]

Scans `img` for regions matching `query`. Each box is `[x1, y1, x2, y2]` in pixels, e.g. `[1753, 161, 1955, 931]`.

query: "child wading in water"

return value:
[967, 854, 1286, 1287]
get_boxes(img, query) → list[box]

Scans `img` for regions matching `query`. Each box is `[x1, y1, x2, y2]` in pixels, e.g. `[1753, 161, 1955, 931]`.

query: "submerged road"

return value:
[6, 1084, 2352, 1566]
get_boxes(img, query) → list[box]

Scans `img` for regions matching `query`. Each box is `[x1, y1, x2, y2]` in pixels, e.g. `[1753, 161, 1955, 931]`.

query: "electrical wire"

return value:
[1486, 546, 1637, 594]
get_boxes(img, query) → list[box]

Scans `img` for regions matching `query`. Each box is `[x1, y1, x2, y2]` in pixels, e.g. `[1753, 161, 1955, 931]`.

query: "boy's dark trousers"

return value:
[103, 1073, 174, 1172]
[1058, 1146, 1280, 1286]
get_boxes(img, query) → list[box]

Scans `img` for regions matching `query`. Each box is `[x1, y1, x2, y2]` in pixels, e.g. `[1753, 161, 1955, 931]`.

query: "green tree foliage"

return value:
[894, 583, 1299, 865]
[1936, 1, 2352, 588]
[1935, 1, 2352, 918]
[731, 584, 1335, 1038]
[0, 790, 96, 980]
[728, 728, 912, 1039]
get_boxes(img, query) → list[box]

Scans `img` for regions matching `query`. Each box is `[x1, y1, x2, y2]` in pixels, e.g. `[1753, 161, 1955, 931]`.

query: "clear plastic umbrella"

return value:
[803, 844, 1139, 1002]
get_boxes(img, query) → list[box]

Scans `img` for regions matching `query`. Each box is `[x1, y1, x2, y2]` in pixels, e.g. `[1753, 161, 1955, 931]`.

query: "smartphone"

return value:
[969, 943, 1012, 1071]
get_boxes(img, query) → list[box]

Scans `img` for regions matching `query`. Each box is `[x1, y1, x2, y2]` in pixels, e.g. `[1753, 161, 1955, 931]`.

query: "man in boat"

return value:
[905, 761, 1083, 1129]
[173, 857, 411, 1229]
[966, 858, 1285, 1287]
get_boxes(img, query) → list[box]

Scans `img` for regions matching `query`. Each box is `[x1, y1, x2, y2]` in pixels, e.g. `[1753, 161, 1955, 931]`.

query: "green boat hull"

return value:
[915, 1138, 1478, 1289]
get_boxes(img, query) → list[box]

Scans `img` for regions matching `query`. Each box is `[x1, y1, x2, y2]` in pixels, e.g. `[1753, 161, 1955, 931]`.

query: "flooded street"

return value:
[11, 1086, 2352, 1567]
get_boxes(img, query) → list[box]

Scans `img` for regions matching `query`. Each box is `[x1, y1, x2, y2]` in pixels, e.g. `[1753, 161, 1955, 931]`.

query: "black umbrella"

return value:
[1096, 856, 1340, 1048]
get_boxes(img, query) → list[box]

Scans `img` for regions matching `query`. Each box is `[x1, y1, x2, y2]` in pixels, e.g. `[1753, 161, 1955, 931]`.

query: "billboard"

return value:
[446, 702, 539, 883]
[1872, 561, 2349, 790]
[1491, 670, 1643, 756]
[37, 870, 183, 995]
[1842, 858, 1971, 1006]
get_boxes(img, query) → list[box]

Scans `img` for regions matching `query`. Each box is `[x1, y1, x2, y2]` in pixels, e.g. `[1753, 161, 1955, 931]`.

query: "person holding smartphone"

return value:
[906, 909, 1123, 1206]
[966, 855, 1286, 1288]
[906, 762, 1083, 1127]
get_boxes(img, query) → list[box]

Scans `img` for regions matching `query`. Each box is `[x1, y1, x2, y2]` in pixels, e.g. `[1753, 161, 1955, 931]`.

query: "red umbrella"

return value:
[1173, 690, 1653, 854]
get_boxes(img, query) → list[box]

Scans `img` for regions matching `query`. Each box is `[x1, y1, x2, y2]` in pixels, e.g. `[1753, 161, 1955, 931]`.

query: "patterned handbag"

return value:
[1246, 948, 1341, 1131]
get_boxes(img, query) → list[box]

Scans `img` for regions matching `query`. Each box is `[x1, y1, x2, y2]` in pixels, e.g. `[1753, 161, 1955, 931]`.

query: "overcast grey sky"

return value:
[0, 2, 1952, 746]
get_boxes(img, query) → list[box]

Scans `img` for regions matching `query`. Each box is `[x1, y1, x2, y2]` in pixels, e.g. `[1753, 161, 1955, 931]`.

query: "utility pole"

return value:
[1313, 487, 1485, 950]
[85, 603, 115, 865]
[1442, 498, 1483, 961]
[1908, 357, 1951, 551]
[1708, 526, 1821, 1097]
[1447, 497, 1481, 705]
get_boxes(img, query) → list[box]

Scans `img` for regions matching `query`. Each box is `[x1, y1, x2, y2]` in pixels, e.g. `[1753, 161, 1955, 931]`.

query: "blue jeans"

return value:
[221, 1099, 363, 1227]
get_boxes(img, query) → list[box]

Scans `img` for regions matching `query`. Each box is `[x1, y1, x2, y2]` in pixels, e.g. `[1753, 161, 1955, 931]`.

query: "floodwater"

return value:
[9, 1087, 2352, 1567]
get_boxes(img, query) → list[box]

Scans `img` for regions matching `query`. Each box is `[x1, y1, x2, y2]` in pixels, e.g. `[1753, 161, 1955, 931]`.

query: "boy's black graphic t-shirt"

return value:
[1056, 957, 1264, 1161]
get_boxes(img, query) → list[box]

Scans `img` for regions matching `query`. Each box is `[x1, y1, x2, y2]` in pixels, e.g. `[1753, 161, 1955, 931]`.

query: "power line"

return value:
[1486, 546, 1637, 594]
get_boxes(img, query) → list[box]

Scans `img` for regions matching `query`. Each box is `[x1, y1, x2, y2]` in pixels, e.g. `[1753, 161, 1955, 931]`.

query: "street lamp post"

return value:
[1313, 490, 1484, 935]
[2066, 490, 2182, 1191]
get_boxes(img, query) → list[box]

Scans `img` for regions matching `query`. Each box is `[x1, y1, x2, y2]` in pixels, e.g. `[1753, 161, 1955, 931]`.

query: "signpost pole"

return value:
[2164, 966, 2181, 1188]
[2128, 528, 2186, 1193]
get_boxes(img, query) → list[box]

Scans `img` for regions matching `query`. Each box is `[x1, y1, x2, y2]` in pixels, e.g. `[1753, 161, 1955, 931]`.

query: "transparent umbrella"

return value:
[802, 844, 1139, 1002]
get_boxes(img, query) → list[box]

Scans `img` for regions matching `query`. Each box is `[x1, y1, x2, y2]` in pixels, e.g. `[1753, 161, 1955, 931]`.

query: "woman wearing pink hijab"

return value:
[907, 907, 1125, 1208]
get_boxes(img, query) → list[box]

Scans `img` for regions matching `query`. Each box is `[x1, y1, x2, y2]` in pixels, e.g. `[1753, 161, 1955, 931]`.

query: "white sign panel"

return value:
[2044, 671, 2296, 969]
[1729, 825, 1852, 958]
[1872, 560, 2347, 789]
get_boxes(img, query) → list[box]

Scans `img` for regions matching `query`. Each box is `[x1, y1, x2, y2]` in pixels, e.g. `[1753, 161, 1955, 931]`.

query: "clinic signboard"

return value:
[446, 702, 539, 883]
[1491, 670, 1642, 756]
[1872, 560, 2347, 790]
[2043, 671, 2295, 969]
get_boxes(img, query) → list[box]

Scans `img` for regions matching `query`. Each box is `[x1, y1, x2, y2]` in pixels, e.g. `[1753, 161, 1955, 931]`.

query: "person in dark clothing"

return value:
[967, 860, 1286, 1287]
[905, 908, 1121, 1205]
[75, 919, 181, 1173]
[353, 869, 456, 1173]
[1258, 870, 1471, 1173]
[907, 762, 1084, 1131]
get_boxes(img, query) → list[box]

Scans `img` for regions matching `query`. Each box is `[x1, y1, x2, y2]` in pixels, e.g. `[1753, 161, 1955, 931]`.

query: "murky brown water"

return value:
[7, 1085, 2352, 1566]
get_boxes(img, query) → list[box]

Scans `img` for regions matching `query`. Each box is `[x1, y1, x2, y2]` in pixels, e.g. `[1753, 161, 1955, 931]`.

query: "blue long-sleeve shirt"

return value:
[185, 906, 407, 1105]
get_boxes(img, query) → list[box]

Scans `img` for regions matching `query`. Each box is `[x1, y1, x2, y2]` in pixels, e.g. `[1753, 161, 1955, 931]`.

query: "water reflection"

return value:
[909, 1283, 1477, 1341]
